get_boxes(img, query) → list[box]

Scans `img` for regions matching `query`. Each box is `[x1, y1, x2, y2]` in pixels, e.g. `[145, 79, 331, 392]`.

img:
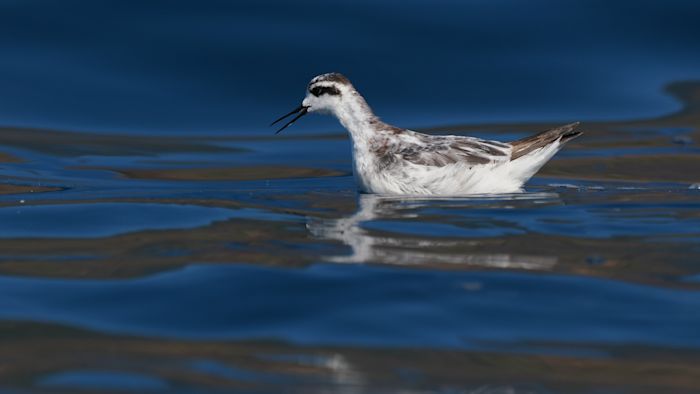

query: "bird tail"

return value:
[510, 122, 582, 161]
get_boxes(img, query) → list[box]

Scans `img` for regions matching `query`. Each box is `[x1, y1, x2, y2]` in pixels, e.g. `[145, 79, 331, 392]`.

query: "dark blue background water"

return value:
[0, 0, 699, 134]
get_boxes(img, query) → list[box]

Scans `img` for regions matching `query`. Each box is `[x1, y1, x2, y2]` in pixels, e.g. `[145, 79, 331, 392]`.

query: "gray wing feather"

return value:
[393, 132, 510, 167]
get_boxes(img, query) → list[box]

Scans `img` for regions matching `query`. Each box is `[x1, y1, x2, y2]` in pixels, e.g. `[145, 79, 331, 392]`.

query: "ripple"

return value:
[0, 203, 244, 238]
[37, 370, 168, 390]
[0, 263, 698, 351]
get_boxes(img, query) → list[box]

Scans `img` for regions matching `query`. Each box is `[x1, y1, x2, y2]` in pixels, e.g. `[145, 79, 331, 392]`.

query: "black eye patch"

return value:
[310, 85, 341, 97]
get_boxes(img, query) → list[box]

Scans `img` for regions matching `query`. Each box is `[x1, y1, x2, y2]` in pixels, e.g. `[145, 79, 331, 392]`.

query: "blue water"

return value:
[0, 203, 239, 238]
[0, 1, 699, 393]
[1, 263, 699, 349]
[38, 370, 169, 391]
[0, 0, 698, 134]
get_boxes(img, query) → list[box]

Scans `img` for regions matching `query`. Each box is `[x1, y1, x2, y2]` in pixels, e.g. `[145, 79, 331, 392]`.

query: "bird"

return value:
[271, 72, 582, 196]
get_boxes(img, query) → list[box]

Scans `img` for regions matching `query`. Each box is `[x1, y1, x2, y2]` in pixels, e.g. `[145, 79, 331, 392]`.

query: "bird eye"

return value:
[309, 86, 340, 97]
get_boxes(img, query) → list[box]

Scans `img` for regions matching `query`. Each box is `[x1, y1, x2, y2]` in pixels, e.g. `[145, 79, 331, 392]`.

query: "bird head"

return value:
[271, 73, 353, 133]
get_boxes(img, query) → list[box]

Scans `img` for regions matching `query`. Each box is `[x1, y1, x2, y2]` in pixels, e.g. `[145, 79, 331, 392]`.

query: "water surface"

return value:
[0, 1, 699, 393]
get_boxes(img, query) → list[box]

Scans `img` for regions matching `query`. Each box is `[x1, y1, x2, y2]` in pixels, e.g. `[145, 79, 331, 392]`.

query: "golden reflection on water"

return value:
[2, 321, 699, 394]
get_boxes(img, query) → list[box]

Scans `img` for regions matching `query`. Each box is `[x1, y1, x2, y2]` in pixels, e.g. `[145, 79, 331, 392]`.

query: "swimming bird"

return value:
[272, 73, 582, 196]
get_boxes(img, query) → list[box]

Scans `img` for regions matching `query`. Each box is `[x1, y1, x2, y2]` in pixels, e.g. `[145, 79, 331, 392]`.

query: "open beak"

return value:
[271, 105, 309, 134]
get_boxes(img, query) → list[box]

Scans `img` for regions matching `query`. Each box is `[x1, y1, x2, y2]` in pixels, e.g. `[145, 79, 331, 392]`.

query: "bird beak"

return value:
[271, 105, 309, 134]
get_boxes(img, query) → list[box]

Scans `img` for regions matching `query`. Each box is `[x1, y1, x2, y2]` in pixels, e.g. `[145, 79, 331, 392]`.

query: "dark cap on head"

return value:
[310, 72, 351, 86]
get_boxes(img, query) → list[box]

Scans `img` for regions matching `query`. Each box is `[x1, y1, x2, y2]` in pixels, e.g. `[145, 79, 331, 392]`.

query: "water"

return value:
[0, 1, 699, 393]
[1, 0, 700, 134]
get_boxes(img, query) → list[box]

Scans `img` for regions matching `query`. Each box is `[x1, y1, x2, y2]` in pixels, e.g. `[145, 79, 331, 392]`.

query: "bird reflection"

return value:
[307, 193, 558, 270]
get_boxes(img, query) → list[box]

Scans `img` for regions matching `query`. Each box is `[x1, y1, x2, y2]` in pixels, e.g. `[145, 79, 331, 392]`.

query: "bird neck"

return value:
[332, 92, 380, 144]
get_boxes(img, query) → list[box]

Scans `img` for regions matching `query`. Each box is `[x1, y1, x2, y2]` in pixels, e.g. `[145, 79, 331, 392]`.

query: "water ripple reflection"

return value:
[308, 194, 559, 270]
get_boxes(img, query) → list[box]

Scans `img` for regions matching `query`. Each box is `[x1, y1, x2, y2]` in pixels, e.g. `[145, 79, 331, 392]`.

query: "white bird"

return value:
[272, 73, 582, 196]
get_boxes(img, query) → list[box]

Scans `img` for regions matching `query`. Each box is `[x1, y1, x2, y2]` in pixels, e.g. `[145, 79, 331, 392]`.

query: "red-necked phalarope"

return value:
[272, 72, 582, 196]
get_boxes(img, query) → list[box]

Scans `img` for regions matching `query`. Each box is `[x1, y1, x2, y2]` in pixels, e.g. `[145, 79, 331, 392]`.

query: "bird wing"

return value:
[392, 132, 511, 167]
[510, 122, 581, 160]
